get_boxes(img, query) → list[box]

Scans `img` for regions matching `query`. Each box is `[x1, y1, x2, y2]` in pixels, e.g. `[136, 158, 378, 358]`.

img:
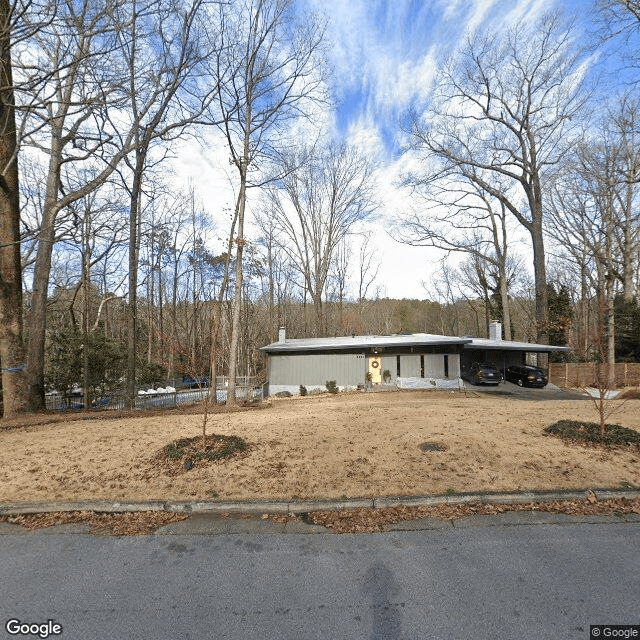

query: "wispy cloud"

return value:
[304, 0, 563, 156]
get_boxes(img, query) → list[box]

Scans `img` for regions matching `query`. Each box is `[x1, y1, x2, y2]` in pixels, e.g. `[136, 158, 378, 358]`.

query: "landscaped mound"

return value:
[544, 420, 640, 447]
[164, 434, 248, 463]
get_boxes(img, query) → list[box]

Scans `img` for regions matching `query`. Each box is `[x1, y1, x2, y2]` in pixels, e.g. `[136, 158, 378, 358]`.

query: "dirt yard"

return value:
[1, 390, 639, 504]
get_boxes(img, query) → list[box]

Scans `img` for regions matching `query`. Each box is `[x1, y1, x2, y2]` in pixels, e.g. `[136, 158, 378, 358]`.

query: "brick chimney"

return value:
[278, 327, 286, 343]
[489, 321, 502, 341]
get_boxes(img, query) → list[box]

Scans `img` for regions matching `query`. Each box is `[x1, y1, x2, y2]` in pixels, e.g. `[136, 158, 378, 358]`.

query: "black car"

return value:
[505, 365, 548, 388]
[462, 362, 502, 385]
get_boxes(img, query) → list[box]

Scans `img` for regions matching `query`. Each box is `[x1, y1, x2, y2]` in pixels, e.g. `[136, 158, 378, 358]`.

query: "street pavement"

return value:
[1, 512, 639, 640]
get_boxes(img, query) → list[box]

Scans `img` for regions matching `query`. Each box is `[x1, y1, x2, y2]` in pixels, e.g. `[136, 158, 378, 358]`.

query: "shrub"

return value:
[383, 369, 391, 382]
[299, 385, 307, 396]
[163, 434, 248, 462]
[326, 380, 338, 394]
[544, 420, 640, 446]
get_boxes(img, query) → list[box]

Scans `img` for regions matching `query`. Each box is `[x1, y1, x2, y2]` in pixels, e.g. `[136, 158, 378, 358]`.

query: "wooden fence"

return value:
[549, 363, 640, 388]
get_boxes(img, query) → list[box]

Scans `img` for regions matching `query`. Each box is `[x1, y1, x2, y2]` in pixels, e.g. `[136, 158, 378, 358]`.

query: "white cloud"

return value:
[171, 0, 579, 300]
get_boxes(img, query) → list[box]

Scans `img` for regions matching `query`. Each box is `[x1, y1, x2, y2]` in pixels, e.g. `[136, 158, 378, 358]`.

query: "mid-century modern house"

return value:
[260, 323, 570, 396]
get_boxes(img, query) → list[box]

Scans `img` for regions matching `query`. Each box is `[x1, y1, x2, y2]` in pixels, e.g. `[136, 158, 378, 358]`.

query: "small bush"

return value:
[544, 420, 640, 447]
[163, 434, 248, 462]
[383, 369, 391, 382]
[326, 380, 338, 394]
[299, 385, 307, 396]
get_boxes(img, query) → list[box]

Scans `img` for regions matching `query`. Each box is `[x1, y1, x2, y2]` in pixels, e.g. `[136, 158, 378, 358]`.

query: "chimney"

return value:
[489, 321, 502, 341]
[278, 326, 286, 343]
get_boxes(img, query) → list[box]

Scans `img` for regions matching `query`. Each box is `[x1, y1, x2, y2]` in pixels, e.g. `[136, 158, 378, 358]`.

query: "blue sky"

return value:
[182, 0, 617, 301]
[291, 0, 611, 300]
[305, 0, 598, 159]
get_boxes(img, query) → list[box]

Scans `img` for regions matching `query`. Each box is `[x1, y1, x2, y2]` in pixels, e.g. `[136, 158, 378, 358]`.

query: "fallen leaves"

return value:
[1, 511, 188, 535]
[306, 497, 640, 533]
[1, 496, 638, 535]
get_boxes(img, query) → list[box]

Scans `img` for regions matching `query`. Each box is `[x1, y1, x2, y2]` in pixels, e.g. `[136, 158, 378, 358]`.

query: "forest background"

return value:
[1, 0, 640, 417]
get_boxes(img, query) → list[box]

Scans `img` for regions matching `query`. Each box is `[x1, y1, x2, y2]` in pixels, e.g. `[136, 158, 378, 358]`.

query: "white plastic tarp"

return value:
[395, 377, 463, 390]
[584, 388, 620, 400]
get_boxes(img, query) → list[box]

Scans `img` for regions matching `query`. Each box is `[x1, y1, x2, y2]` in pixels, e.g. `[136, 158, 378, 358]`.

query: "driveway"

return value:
[462, 380, 588, 400]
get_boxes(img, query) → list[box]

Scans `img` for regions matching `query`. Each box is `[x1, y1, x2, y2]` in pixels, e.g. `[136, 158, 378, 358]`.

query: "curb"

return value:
[1, 488, 639, 517]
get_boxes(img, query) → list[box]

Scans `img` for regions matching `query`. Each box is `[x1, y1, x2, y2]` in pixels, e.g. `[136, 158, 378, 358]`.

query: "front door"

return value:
[368, 355, 382, 384]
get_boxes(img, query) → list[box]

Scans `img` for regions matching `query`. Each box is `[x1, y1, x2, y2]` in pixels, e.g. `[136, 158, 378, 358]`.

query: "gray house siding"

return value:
[268, 351, 461, 394]
[269, 353, 365, 388]
[401, 355, 421, 378]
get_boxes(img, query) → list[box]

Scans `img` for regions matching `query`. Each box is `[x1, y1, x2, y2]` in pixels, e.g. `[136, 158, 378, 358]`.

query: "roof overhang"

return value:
[261, 333, 571, 355]
[261, 333, 472, 354]
[464, 338, 570, 352]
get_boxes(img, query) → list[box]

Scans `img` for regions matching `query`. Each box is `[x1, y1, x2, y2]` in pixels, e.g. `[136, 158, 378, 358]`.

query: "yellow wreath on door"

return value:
[371, 361, 379, 368]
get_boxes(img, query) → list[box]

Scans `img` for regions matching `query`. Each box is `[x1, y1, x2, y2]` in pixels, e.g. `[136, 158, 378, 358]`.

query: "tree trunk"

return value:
[530, 215, 549, 368]
[209, 200, 237, 404]
[227, 171, 247, 406]
[25, 136, 62, 410]
[314, 292, 324, 337]
[82, 211, 91, 410]
[126, 147, 146, 407]
[498, 267, 511, 341]
[0, 0, 28, 416]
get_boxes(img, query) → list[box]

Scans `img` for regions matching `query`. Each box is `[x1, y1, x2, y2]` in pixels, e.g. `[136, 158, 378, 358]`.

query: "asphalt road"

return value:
[1, 516, 639, 640]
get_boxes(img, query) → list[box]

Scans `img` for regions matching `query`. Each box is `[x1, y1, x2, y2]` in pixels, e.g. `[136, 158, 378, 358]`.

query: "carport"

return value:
[461, 322, 570, 377]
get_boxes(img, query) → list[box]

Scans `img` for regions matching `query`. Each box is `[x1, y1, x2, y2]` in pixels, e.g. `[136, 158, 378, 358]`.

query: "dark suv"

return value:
[505, 365, 548, 388]
[462, 362, 502, 385]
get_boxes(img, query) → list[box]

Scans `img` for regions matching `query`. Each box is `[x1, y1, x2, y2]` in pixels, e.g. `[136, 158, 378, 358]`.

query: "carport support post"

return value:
[537, 351, 548, 371]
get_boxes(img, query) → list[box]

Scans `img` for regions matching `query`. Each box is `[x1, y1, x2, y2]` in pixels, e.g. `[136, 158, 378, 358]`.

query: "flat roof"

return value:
[261, 333, 471, 353]
[464, 338, 570, 353]
[261, 333, 569, 354]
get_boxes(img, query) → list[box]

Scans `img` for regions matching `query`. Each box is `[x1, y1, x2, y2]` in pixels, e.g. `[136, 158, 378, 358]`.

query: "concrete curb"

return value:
[1, 488, 638, 517]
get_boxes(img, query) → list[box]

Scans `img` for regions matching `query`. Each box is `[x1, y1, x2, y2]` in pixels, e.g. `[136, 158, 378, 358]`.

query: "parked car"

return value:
[505, 364, 548, 388]
[182, 375, 209, 389]
[462, 362, 502, 385]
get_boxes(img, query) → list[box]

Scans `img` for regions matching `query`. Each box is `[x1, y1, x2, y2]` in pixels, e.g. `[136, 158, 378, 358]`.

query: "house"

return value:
[260, 323, 570, 396]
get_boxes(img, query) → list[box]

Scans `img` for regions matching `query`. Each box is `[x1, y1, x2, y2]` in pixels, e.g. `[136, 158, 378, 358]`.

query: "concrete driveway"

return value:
[462, 380, 588, 401]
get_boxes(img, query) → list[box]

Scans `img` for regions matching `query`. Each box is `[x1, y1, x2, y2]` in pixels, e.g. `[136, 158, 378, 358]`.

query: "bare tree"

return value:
[408, 12, 589, 349]
[266, 142, 377, 336]
[210, 0, 326, 404]
[548, 97, 640, 387]
[0, 0, 27, 415]
[11, 0, 215, 410]
[397, 174, 516, 339]
[597, 0, 640, 83]
[254, 205, 295, 342]
[356, 235, 381, 305]
[16, 0, 143, 409]
[112, 0, 216, 407]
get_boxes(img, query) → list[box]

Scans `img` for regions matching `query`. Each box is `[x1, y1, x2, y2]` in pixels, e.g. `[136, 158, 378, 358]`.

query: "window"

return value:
[420, 355, 425, 378]
[444, 355, 449, 378]
[396, 355, 401, 377]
